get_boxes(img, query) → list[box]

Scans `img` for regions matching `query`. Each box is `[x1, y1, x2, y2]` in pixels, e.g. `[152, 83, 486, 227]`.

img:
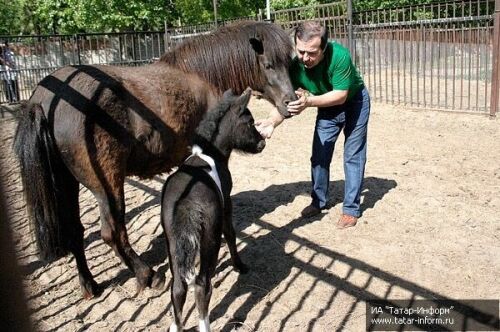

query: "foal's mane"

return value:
[160, 21, 293, 94]
[194, 91, 238, 144]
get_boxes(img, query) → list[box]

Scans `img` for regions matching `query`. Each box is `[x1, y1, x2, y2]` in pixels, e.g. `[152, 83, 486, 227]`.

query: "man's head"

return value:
[294, 21, 328, 69]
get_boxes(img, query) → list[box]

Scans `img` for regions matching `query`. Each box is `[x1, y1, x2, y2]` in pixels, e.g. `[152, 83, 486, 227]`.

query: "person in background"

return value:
[1, 41, 20, 103]
[256, 21, 370, 228]
[0, 45, 6, 103]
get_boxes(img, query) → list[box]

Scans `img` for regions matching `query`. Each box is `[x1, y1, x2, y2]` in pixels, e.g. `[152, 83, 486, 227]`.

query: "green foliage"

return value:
[272, 0, 318, 11]
[0, 0, 24, 35]
[1, 0, 481, 35]
[175, 0, 219, 24]
[217, 0, 265, 20]
[173, 0, 265, 24]
[2, 0, 174, 34]
[67, 0, 174, 32]
[0, 0, 265, 33]
[353, 0, 433, 11]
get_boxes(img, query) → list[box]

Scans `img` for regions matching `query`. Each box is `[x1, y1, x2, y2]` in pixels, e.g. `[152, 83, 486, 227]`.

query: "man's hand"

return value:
[287, 89, 310, 115]
[255, 118, 275, 139]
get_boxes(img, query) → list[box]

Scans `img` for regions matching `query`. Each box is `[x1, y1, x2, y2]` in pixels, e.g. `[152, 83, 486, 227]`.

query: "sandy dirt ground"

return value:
[1, 99, 499, 332]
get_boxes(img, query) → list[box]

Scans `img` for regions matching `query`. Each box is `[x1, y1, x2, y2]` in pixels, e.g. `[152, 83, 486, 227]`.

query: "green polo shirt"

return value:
[289, 41, 364, 101]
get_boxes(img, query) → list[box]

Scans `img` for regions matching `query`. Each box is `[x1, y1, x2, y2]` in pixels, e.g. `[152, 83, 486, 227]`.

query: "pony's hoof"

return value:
[151, 271, 166, 290]
[135, 268, 154, 294]
[81, 280, 101, 299]
[135, 280, 148, 295]
[135, 268, 165, 294]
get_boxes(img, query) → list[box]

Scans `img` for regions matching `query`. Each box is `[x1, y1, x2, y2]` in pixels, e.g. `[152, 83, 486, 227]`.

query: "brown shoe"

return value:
[301, 204, 321, 218]
[337, 214, 358, 229]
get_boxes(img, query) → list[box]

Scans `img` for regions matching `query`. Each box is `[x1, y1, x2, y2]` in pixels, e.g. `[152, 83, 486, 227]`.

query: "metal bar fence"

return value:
[0, 0, 497, 116]
[490, 0, 500, 117]
[272, 2, 348, 43]
[353, 0, 496, 114]
[0, 32, 165, 103]
[164, 15, 258, 51]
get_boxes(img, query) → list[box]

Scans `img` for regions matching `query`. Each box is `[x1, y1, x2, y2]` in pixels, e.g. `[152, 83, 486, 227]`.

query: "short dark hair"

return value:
[294, 21, 328, 50]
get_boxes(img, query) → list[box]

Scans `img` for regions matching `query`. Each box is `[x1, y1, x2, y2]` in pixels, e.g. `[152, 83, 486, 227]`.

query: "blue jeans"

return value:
[310, 87, 370, 217]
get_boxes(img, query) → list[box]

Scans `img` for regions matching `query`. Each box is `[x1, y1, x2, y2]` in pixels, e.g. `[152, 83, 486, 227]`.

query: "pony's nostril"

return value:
[284, 100, 291, 106]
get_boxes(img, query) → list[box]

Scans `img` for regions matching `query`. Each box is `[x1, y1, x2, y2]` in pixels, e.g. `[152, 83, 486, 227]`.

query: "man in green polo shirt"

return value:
[256, 21, 370, 228]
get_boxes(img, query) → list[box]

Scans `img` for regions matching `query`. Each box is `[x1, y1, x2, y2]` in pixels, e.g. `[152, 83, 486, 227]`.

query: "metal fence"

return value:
[0, 32, 165, 102]
[353, 0, 498, 115]
[164, 16, 258, 50]
[1, 0, 499, 116]
[273, 2, 349, 42]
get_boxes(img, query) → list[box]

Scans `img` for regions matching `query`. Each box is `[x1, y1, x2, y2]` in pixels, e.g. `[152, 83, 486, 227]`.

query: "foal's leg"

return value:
[222, 200, 248, 273]
[170, 273, 188, 332]
[195, 237, 220, 332]
[195, 273, 213, 332]
[94, 180, 164, 293]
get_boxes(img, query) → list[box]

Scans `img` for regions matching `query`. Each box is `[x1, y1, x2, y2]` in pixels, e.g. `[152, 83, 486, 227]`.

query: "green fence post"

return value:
[347, 0, 354, 53]
[490, 0, 500, 117]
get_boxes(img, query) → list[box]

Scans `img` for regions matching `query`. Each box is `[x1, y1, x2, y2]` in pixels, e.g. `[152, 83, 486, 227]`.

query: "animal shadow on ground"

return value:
[136, 176, 394, 293]
[206, 178, 498, 332]
[131, 177, 394, 330]
[208, 177, 396, 331]
[20, 173, 498, 331]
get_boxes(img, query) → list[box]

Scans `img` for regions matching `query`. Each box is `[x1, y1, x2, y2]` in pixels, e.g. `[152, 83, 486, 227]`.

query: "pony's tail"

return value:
[13, 103, 72, 261]
[173, 207, 203, 285]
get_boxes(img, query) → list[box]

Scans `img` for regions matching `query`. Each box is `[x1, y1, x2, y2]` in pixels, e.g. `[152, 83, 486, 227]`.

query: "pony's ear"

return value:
[222, 89, 234, 100]
[238, 88, 252, 108]
[249, 37, 264, 55]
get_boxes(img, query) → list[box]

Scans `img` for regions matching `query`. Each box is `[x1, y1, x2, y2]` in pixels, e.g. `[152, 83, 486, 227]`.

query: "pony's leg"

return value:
[69, 229, 99, 299]
[222, 200, 248, 273]
[73, 137, 163, 292]
[94, 183, 164, 293]
[61, 168, 100, 298]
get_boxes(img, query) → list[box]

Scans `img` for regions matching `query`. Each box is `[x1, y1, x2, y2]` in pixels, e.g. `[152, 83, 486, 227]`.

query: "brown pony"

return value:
[13, 21, 296, 299]
[160, 21, 296, 116]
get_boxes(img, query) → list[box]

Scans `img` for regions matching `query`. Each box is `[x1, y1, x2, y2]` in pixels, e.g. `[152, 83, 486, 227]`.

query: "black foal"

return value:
[160, 89, 265, 332]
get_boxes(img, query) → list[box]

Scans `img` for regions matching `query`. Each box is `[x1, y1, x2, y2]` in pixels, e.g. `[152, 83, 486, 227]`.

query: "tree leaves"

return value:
[0, 0, 446, 35]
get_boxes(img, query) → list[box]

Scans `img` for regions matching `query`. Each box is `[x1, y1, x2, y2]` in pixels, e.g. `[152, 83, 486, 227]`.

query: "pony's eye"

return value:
[264, 62, 273, 70]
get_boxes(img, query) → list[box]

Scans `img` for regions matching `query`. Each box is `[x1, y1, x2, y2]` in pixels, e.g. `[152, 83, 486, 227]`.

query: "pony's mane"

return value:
[160, 21, 293, 94]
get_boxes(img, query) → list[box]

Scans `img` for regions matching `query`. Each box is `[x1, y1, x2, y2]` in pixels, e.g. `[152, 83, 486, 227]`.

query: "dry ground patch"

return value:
[1, 99, 499, 331]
